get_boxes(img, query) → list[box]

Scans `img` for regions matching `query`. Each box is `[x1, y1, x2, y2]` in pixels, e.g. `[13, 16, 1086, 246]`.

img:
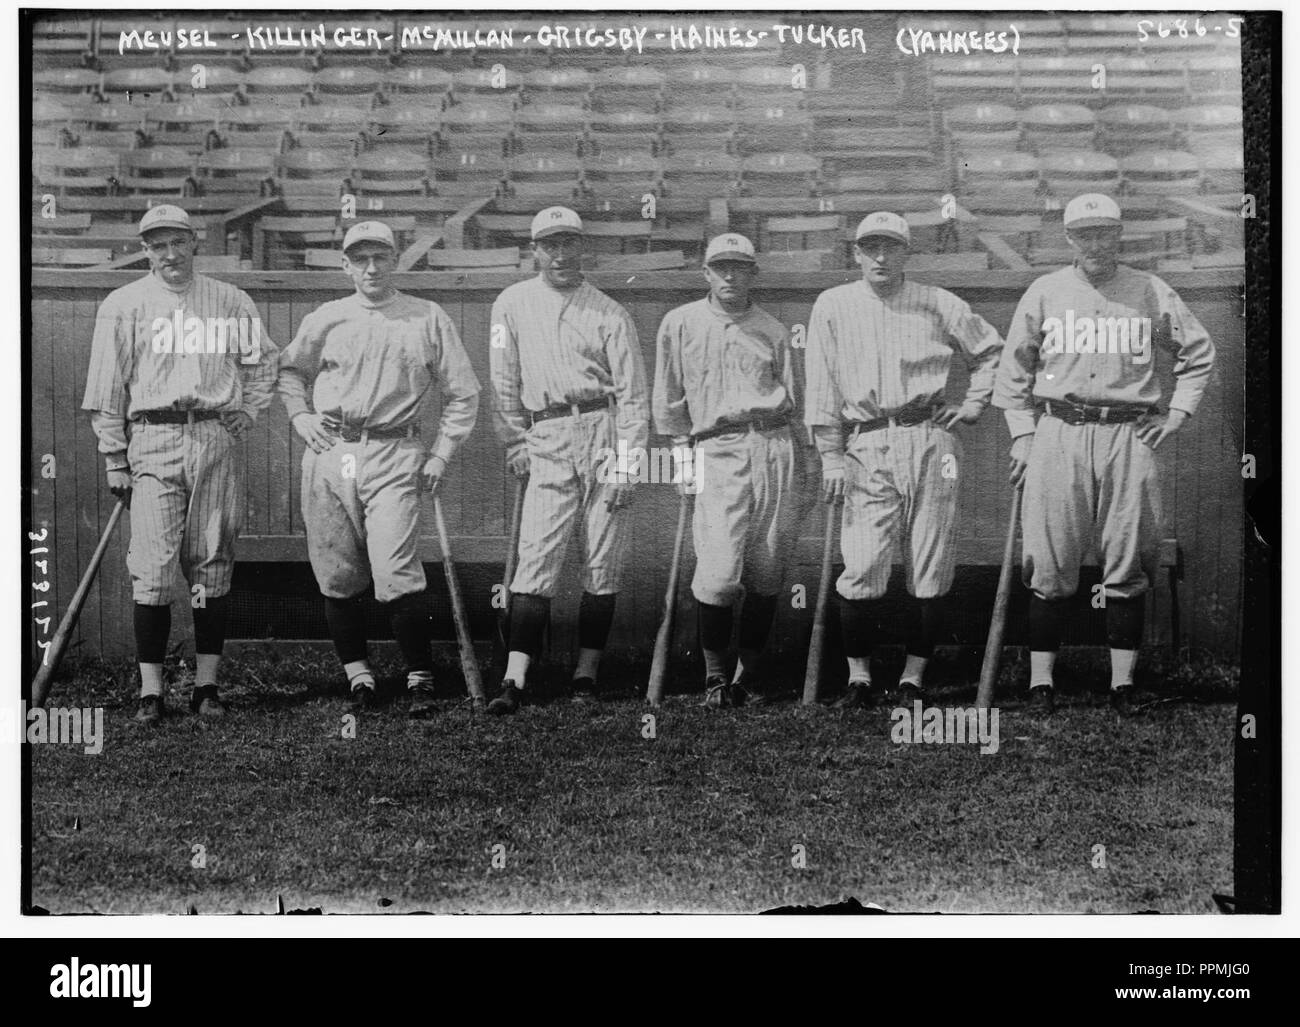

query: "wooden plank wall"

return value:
[29, 270, 1244, 660]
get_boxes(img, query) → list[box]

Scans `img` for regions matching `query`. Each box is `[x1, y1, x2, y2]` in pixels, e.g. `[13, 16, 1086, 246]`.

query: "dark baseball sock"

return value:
[1105, 595, 1145, 651]
[509, 593, 550, 658]
[838, 597, 881, 658]
[737, 592, 777, 653]
[386, 591, 433, 675]
[133, 603, 171, 664]
[191, 595, 229, 655]
[324, 592, 370, 666]
[1028, 595, 1068, 653]
[577, 591, 617, 651]
[904, 597, 945, 659]
[698, 601, 734, 654]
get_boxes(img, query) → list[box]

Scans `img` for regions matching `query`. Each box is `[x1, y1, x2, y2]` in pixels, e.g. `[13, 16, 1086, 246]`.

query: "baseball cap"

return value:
[531, 206, 584, 240]
[138, 204, 193, 236]
[342, 221, 397, 253]
[1064, 193, 1123, 230]
[704, 233, 757, 265]
[855, 211, 910, 246]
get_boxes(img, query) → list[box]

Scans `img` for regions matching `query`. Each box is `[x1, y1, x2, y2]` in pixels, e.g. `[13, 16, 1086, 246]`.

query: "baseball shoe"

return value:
[350, 684, 375, 712]
[407, 684, 438, 719]
[1027, 685, 1056, 716]
[731, 676, 776, 706]
[569, 676, 600, 703]
[702, 675, 732, 709]
[834, 680, 882, 709]
[133, 695, 164, 726]
[894, 681, 926, 707]
[1110, 685, 1135, 717]
[189, 685, 226, 718]
[487, 680, 523, 716]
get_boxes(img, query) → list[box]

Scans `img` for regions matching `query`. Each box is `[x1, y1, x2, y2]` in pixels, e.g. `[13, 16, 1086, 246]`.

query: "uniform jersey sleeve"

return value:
[233, 289, 281, 421]
[1155, 280, 1216, 416]
[941, 291, 1004, 416]
[428, 303, 481, 464]
[652, 309, 692, 439]
[275, 308, 327, 421]
[803, 293, 844, 429]
[606, 304, 650, 454]
[81, 292, 133, 456]
[992, 282, 1045, 438]
[488, 291, 527, 452]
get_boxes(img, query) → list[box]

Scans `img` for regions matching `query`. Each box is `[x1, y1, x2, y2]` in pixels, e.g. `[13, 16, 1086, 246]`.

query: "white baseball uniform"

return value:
[654, 295, 804, 606]
[993, 262, 1215, 600]
[277, 291, 480, 601]
[81, 272, 280, 605]
[804, 278, 1004, 600]
[489, 274, 649, 599]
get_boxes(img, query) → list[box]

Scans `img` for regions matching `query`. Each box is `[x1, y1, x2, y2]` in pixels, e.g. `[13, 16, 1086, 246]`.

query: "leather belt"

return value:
[529, 396, 614, 427]
[134, 409, 221, 425]
[693, 413, 790, 444]
[328, 422, 420, 442]
[1039, 400, 1153, 425]
[844, 405, 933, 439]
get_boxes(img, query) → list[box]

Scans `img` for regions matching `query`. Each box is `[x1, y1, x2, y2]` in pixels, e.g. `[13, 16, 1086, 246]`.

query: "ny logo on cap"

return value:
[551, 210, 565, 219]
[1086, 201, 1099, 210]
[726, 236, 741, 246]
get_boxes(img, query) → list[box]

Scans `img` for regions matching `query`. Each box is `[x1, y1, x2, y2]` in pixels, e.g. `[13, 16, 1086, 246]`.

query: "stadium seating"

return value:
[585, 112, 659, 159]
[741, 153, 820, 197]
[291, 107, 367, 155]
[1021, 104, 1097, 153]
[36, 147, 120, 195]
[1040, 149, 1122, 197]
[352, 150, 429, 197]
[1098, 104, 1179, 155]
[145, 101, 223, 153]
[35, 68, 101, 98]
[512, 104, 587, 157]
[522, 69, 593, 104]
[1121, 151, 1202, 195]
[120, 147, 197, 195]
[312, 66, 383, 109]
[277, 149, 352, 200]
[366, 104, 437, 152]
[661, 154, 741, 200]
[944, 104, 1022, 154]
[196, 147, 277, 197]
[593, 67, 665, 113]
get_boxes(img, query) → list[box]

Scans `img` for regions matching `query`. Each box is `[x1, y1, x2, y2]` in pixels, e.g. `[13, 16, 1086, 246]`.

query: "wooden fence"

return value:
[29, 268, 1244, 664]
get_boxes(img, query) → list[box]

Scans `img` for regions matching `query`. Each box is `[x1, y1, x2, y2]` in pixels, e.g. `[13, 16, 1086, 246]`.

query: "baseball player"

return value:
[81, 204, 281, 724]
[487, 205, 650, 715]
[993, 193, 1215, 716]
[277, 221, 480, 718]
[654, 232, 817, 707]
[805, 212, 1004, 708]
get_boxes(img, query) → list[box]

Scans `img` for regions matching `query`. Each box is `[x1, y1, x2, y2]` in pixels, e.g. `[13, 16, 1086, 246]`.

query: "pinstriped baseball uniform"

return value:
[490, 274, 649, 598]
[993, 262, 1215, 600]
[654, 296, 801, 606]
[82, 272, 280, 604]
[804, 278, 1003, 600]
[277, 291, 480, 602]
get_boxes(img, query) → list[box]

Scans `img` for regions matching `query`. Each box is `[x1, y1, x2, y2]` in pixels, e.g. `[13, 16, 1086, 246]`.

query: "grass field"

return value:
[29, 645, 1236, 915]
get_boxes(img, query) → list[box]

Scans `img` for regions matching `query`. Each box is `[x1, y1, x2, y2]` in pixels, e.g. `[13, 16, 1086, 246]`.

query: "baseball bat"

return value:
[30, 497, 127, 709]
[645, 491, 691, 707]
[496, 475, 527, 655]
[801, 499, 839, 706]
[976, 485, 1023, 711]
[431, 492, 486, 709]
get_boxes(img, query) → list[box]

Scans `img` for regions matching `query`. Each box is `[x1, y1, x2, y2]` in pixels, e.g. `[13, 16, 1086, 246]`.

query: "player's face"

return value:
[342, 243, 397, 300]
[1067, 225, 1123, 279]
[855, 236, 908, 288]
[533, 233, 585, 288]
[142, 229, 196, 287]
[703, 260, 757, 308]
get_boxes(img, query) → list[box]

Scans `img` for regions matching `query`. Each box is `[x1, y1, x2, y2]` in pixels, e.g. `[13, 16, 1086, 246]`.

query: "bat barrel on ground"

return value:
[496, 475, 527, 656]
[976, 486, 1023, 711]
[646, 491, 691, 707]
[31, 497, 127, 709]
[801, 499, 839, 706]
[432, 492, 486, 708]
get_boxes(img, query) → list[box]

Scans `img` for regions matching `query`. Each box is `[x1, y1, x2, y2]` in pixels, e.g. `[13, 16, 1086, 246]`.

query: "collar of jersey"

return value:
[354, 289, 401, 309]
[705, 294, 754, 324]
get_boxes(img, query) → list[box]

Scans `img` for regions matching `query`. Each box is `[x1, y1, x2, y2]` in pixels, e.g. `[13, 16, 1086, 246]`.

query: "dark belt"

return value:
[844, 405, 933, 439]
[133, 409, 221, 425]
[328, 421, 420, 443]
[529, 396, 614, 427]
[693, 413, 790, 444]
[1039, 400, 1153, 425]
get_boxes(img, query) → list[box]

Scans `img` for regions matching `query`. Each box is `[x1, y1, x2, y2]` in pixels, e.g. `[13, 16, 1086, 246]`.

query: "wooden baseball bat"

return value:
[801, 499, 839, 706]
[976, 485, 1023, 711]
[31, 498, 127, 709]
[496, 475, 527, 655]
[645, 491, 691, 707]
[431, 492, 486, 709]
